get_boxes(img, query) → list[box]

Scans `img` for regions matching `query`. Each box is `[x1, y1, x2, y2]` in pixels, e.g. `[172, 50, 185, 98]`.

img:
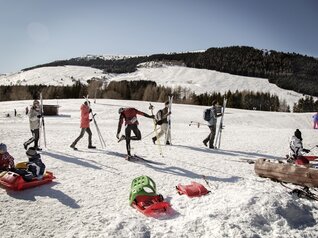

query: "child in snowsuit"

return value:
[117, 107, 154, 158]
[25, 147, 46, 180]
[203, 100, 222, 149]
[24, 100, 42, 151]
[152, 101, 171, 145]
[70, 101, 96, 150]
[288, 129, 311, 166]
[313, 112, 318, 129]
[0, 143, 15, 172]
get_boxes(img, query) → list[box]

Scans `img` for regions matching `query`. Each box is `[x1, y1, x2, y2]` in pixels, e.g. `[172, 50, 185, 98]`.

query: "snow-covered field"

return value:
[0, 64, 310, 107]
[1, 98, 318, 238]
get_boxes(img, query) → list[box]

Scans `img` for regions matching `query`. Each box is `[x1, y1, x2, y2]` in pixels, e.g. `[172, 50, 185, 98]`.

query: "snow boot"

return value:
[88, 145, 96, 149]
[118, 135, 126, 143]
[152, 136, 157, 144]
[70, 144, 78, 150]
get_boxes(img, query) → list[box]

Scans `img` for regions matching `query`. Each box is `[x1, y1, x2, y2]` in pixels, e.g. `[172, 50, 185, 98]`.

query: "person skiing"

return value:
[116, 107, 154, 158]
[288, 129, 311, 166]
[0, 143, 15, 172]
[203, 100, 222, 149]
[24, 100, 42, 151]
[152, 101, 171, 145]
[70, 101, 96, 150]
[313, 112, 318, 129]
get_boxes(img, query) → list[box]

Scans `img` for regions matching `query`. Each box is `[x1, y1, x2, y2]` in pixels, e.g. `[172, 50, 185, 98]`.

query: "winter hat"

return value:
[118, 107, 124, 114]
[294, 129, 302, 140]
[0, 143, 7, 154]
[26, 147, 38, 158]
[164, 101, 169, 107]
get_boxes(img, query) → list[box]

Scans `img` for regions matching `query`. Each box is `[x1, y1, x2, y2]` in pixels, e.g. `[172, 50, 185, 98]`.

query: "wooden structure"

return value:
[43, 105, 60, 116]
[254, 158, 318, 188]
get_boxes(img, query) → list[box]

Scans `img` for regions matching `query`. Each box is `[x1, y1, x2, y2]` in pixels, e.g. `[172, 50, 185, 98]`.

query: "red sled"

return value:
[131, 195, 171, 218]
[0, 171, 55, 191]
[176, 182, 210, 197]
[304, 156, 318, 161]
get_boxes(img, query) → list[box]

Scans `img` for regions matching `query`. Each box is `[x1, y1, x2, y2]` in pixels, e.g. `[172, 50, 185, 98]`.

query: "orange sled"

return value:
[0, 171, 55, 190]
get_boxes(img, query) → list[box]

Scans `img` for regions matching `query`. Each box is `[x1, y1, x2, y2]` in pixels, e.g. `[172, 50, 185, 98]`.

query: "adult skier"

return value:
[288, 129, 311, 166]
[24, 100, 42, 151]
[70, 101, 96, 150]
[152, 101, 171, 145]
[116, 107, 154, 158]
[203, 100, 222, 149]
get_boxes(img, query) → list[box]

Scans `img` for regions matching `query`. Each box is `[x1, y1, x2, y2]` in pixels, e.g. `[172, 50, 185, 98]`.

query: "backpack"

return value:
[203, 109, 212, 121]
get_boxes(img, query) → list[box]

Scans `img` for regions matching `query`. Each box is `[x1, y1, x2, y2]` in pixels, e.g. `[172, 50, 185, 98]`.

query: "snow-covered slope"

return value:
[0, 99, 317, 238]
[0, 64, 311, 107]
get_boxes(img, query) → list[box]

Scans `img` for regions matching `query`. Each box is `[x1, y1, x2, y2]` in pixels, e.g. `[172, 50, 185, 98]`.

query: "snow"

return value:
[1, 98, 318, 238]
[0, 64, 313, 107]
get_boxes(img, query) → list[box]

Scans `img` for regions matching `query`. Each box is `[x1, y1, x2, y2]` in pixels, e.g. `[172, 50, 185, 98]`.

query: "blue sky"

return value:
[0, 0, 317, 73]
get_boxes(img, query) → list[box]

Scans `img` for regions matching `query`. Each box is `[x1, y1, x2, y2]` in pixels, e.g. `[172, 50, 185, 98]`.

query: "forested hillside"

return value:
[23, 46, 318, 97]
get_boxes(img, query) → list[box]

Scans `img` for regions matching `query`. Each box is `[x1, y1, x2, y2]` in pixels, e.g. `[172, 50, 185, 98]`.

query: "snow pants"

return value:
[203, 124, 216, 148]
[24, 128, 40, 149]
[125, 124, 141, 156]
[314, 121, 318, 129]
[156, 123, 170, 143]
[72, 128, 93, 147]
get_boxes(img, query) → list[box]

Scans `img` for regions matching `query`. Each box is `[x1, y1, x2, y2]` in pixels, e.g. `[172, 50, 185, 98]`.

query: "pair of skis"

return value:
[214, 97, 227, 149]
[84, 95, 106, 148]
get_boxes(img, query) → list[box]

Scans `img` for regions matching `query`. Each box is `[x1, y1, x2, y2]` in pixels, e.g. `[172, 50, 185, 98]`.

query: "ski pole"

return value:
[142, 127, 161, 140]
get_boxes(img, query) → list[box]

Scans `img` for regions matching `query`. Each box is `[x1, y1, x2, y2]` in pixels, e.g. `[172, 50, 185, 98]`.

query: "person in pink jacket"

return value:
[70, 101, 96, 150]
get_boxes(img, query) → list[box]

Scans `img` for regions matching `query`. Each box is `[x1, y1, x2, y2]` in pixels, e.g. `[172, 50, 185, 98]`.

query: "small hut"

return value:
[43, 105, 60, 116]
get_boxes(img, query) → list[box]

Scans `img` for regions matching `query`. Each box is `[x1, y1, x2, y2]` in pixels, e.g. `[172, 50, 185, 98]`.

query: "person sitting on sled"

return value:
[116, 107, 154, 158]
[288, 129, 311, 166]
[0, 143, 15, 172]
[26, 147, 46, 180]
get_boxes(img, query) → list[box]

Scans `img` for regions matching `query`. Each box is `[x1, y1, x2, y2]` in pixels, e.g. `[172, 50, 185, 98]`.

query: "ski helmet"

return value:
[0, 143, 7, 154]
[294, 129, 302, 140]
[118, 108, 124, 114]
[26, 147, 37, 158]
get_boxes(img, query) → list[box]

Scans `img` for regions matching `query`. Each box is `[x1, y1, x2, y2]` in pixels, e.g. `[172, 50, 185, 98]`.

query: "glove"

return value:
[303, 149, 310, 153]
[151, 115, 155, 119]
[90, 119, 92, 122]
[37, 115, 42, 118]
[89, 109, 92, 113]
[116, 133, 120, 139]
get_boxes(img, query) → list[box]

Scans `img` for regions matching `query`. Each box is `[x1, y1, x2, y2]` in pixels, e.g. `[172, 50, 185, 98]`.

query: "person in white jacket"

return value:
[24, 100, 42, 151]
[288, 129, 310, 165]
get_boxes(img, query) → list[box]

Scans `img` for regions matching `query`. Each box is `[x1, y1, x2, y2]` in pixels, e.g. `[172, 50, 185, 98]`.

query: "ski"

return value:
[280, 182, 318, 201]
[214, 97, 227, 149]
[40, 92, 47, 148]
[189, 121, 209, 128]
[165, 96, 173, 145]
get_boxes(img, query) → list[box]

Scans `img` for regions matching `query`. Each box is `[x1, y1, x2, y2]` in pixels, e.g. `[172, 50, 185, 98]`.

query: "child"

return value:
[26, 147, 46, 180]
[0, 143, 15, 172]
[288, 129, 311, 166]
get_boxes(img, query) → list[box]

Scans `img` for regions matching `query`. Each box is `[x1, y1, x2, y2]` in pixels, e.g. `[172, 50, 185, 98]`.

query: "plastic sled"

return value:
[131, 194, 171, 217]
[0, 171, 55, 191]
[176, 182, 210, 197]
[304, 156, 318, 161]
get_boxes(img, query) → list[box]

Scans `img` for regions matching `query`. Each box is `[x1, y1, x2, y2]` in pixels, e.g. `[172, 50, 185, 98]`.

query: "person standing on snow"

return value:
[313, 112, 318, 129]
[70, 101, 96, 150]
[288, 129, 311, 166]
[24, 100, 42, 151]
[203, 100, 222, 149]
[0, 143, 15, 172]
[117, 107, 154, 158]
[152, 101, 171, 145]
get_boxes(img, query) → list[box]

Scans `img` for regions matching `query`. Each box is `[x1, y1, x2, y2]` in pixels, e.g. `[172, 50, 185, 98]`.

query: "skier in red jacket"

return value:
[116, 107, 154, 158]
[70, 101, 96, 150]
